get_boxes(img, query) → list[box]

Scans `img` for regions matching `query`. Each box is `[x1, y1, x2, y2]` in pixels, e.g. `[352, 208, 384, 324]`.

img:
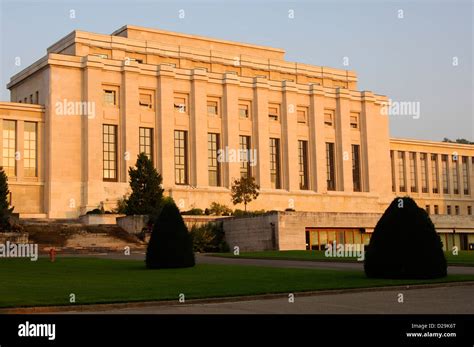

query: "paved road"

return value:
[64, 285, 474, 314]
[62, 252, 474, 275]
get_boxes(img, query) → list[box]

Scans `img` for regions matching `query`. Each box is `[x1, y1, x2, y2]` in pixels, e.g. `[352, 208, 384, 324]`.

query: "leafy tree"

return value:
[0, 168, 14, 231]
[230, 176, 260, 212]
[125, 153, 164, 216]
[364, 197, 447, 279]
[146, 198, 195, 269]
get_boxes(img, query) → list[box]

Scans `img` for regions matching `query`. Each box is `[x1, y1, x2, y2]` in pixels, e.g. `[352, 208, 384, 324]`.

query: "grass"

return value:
[1, 257, 474, 308]
[211, 250, 474, 266]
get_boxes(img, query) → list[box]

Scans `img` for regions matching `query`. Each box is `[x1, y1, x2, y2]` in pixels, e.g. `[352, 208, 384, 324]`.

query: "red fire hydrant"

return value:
[49, 248, 56, 262]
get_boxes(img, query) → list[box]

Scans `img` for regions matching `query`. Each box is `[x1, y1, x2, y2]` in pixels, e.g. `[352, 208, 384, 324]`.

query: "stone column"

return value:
[252, 76, 270, 189]
[156, 64, 176, 188]
[121, 62, 140, 182]
[281, 80, 298, 191]
[335, 88, 352, 192]
[308, 84, 326, 193]
[222, 73, 240, 187]
[190, 69, 209, 187]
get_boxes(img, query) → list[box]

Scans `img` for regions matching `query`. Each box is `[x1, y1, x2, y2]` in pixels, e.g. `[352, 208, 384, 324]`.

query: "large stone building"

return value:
[1, 25, 473, 249]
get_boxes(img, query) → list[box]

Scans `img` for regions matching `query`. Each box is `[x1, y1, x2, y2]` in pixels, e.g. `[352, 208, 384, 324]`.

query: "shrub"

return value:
[190, 222, 229, 253]
[146, 199, 195, 269]
[113, 195, 129, 214]
[208, 202, 232, 216]
[232, 209, 266, 218]
[181, 208, 204, 216]
[364, 196, 447, 279]
[86, 208, 103, 215]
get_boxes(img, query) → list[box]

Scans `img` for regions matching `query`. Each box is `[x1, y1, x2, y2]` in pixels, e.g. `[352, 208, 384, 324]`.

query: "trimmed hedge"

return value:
[364, 197, 447, 279]
[145, 199, 195, 269]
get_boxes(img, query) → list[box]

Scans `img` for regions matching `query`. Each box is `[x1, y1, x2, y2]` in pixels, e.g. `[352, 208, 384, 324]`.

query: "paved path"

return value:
[62, 252, 474, 275]
[63, 284, 474, 314]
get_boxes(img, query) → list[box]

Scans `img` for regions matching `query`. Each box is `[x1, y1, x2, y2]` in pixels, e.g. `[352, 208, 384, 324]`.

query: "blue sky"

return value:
[0, 0, 472, 141]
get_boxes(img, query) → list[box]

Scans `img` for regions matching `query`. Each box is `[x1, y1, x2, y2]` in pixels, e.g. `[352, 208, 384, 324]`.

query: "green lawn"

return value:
[212, 250, 474, 266]
[1, 257, 474, 308]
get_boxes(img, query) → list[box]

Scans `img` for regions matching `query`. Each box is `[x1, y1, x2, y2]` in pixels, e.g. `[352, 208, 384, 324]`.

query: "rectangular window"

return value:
[239, 136, 251, 178]
[103, 89, 117, 106]
[208, 133, 220, 186]
[103, 124, 117, 181]
[326, 142, 336, 191]
[207, 99, 219, 116]
[297, 106, 308, 124]
[455, 205, 460, 215]
[269, 138, 281, 189]
[174, 130, 188, 184]
[468, 206, 472, 215]
[24, 122, 37, 177]
[352, 144, 361, 192]
[452, 156, 459, 194]
[324, 110, 334, 127]
[409, 152, 417, 192]
[238, 100, 251, 119]
[434, 205, 439, 215]
[462, 157, 470, 195]
[398, 151, 406, 192]
[426, 205, 430, 215]
[139, 127, 153, 163]
[350, 112, 359, 129]
[442, 155, 449, 194]
[447, 205, 452, 215]
[431, 154, 439, 194]
[420, 153, 428, 193]
[298, 140, 309, 190]
[390, 151, 396, 192]
[139, 93, 153, 109]
[2, 120, 16, 177]
[268, 104, 280, 121]
[174, 94, 188, 114]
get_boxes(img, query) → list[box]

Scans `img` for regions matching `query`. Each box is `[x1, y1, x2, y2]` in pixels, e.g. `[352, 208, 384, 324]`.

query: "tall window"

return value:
[2, 120, 16, 176]
[431, 154, 439, 194]
[208, 133, 220, 186]
[139, 128, 153, 163]
[420, 153, 428, 193]
[462, 157, 470, 195]
[326, 142, 335, 191]
[24, 122, 37, 177]
[390, 151, 396, 192]
[352, 144, 361, 192]
[103, 124, 117, 181]
[398, 151, 406, 192]
[409, 152, 417, 192]
[239, 135, 251, 178]
[298, 140, 308, 190]
[174, 130, 188, 184]
[442, 155, 449, 194]
[452, 157, 459, 194]
[269, 138, 281, 189]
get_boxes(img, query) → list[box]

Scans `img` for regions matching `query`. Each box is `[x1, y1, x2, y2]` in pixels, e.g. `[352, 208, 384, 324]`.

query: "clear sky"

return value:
[0, 0, 472, 141]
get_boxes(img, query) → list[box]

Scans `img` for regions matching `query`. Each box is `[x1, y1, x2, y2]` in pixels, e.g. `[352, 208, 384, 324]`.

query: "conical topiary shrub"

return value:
[146, 199, 195, 269]
[364, 197, 447, 279]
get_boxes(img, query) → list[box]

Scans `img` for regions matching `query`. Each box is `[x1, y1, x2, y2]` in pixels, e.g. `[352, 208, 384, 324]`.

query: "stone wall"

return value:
[221, 213, 278, 252]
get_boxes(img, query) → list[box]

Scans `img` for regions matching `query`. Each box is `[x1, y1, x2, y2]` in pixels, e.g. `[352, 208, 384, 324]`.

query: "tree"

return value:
[230, 176, 260, 212]
[145, 198, 195, 269]
[442, 137, 474, 145]
[364, 197, 447, 279]
[0, 167, 14, 231]
[125, 153, 164, 216]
